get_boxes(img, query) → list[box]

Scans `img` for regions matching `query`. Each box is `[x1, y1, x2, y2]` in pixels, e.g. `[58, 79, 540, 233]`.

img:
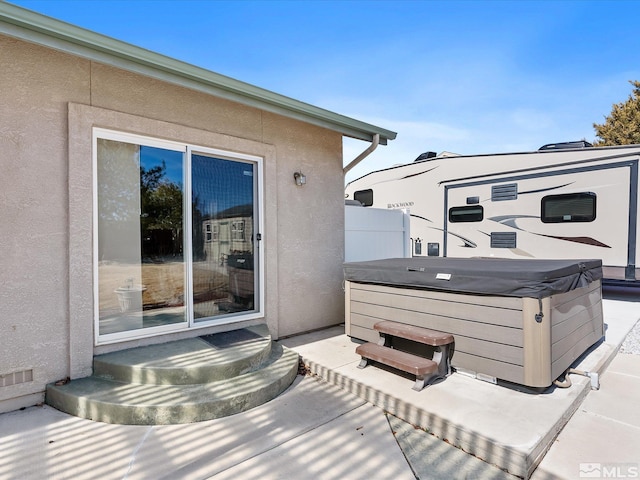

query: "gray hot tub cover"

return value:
[343, 257, 603, 298]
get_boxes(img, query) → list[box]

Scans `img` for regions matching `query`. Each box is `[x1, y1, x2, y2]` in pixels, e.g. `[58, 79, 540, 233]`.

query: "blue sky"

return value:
[11, 0, 640, 182]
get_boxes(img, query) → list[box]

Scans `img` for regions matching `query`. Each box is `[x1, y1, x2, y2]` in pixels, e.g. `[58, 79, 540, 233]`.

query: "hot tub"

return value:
[344, 257, 604, 388]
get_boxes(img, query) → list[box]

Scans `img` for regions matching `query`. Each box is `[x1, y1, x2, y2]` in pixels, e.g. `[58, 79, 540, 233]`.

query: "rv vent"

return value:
[414, 151, 437, 162]
[539, 141, 593, 151]
[492, 183, 518, 202]
[491, 232, 517, 248]
[0, 369, 33, 387]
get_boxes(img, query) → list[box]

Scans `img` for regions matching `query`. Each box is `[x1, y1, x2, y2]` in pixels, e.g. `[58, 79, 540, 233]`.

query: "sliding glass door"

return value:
[191, 153, 257, 321]
[95, 131, 261, 342]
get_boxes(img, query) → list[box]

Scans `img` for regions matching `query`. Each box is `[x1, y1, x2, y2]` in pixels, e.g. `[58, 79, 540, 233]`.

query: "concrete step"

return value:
[45, 326, 299, 425]
[94, 325, 273, 385]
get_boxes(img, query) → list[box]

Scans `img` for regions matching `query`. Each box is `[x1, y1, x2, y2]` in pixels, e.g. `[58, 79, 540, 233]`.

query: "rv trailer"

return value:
[344, 143, 640, 282]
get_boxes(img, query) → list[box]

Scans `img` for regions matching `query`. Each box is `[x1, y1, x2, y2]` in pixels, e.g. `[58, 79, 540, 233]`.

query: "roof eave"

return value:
[0, 3, 397, 144]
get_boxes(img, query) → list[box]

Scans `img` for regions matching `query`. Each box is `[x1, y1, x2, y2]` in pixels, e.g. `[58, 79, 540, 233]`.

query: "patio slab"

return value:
[0, 376, 413, 480]
[531, 351, 640, 480]
[281, 296, 640, 479]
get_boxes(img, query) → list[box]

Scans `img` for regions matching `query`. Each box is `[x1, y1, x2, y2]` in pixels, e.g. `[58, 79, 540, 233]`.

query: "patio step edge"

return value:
[93, 324, 273, 385]
[46, 343, 298, 425]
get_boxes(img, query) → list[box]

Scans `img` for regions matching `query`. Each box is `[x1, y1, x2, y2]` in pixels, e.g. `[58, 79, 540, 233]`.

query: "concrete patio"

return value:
[280, 288, 640, 478]
[0, 288, 638, 479]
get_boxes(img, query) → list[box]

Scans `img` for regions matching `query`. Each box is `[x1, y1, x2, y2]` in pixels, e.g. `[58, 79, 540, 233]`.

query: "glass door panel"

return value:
[191, 154, 257, 321]
[97, 139, 187, 335]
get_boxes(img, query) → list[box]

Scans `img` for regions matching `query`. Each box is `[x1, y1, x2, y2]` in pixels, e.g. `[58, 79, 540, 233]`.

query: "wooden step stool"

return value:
[356, 321, 454, 391]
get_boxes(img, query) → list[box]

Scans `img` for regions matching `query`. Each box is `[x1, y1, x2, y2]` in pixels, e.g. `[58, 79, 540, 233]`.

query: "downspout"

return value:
[343, 133, 380, 176]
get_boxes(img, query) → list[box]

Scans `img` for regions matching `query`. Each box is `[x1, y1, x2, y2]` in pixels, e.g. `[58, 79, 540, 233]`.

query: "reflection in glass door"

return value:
[95, 132, 261, 342]
[191, 153, 257, 321]
[96, 138, 187, 336]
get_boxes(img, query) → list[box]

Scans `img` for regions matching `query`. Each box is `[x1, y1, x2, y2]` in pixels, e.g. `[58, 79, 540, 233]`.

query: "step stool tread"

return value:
[356, 343, 437, 376]
[374, 321, 454, 346]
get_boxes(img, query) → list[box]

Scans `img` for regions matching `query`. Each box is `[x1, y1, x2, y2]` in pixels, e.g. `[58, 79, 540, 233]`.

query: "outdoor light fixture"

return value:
[293, 171, 306, 186]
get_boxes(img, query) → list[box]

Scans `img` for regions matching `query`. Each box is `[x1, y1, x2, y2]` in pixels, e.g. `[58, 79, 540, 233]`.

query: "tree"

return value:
[593, 80, 640, 146]
[140, 162, 184, 257]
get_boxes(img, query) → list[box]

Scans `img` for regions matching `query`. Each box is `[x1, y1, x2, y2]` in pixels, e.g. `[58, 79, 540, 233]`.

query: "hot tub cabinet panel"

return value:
[344, 258, 604, 388]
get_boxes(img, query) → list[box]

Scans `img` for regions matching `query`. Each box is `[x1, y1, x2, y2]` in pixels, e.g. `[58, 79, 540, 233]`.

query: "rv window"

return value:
[541, 192, 596, 223]
[449, 205, 484, 223]
[354, 189, 374, 207]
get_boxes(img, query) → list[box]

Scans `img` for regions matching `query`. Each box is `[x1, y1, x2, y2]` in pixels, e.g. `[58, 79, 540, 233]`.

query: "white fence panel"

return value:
[345, 205, 411, 262]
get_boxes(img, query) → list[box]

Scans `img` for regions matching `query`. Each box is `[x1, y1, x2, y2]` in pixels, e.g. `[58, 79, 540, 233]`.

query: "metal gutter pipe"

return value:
[343, 133, 380, 176]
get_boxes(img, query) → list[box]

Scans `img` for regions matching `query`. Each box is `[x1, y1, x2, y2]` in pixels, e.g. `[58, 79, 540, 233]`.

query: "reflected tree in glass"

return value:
[97, 139, 186, 335]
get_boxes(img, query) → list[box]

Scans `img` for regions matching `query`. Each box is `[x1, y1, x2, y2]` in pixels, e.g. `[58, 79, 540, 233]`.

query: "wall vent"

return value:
[491, 183, 518, 201]
[0, 369, 33, 387]
[491, 232, 517, 248]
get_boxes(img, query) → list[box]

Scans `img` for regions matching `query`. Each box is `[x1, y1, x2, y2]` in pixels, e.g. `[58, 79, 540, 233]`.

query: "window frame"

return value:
[353, 189, 374, 207]
[232, 220, 246, 241]
[448, 205, 484, 223]
[541, 192, 597, 223]
[93, 128, 265, 345]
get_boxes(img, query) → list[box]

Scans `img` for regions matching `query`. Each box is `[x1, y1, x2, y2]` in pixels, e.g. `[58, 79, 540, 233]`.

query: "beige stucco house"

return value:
[0, 3, 396, 414]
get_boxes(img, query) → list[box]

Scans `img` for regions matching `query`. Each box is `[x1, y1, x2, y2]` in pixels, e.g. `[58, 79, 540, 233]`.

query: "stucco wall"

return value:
[0, 36, 89, 412]
[263, 113, 346, 337]
[0, 34, 345, 412]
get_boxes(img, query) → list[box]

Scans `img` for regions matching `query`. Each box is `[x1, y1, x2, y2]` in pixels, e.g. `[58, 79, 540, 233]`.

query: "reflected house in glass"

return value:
[0, 3, 396, 414]
[202, 205, 255, 267]
[199, 204, 256, 315]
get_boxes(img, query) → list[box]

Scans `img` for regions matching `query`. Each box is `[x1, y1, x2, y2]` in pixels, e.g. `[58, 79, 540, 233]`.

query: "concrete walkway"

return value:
[532, 352, 640, 479]
[0, 291, 638, 479]
[0, 376, 414, 480]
